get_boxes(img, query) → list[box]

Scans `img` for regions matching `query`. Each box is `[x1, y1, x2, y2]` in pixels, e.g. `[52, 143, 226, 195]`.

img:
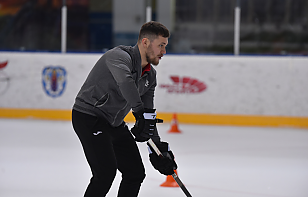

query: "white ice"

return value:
[1, 118, 308, 197]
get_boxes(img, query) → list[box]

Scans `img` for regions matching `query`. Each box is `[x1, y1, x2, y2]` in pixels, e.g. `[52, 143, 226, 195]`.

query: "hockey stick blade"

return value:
[147, 138, 193, 197]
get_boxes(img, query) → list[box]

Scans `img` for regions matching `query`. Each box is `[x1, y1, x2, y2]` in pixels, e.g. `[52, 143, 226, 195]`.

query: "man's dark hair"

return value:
[138, 21, 170, 43]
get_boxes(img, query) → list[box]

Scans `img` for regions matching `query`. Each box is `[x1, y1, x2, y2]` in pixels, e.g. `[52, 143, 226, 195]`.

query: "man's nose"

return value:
[162, 47, 166, 54]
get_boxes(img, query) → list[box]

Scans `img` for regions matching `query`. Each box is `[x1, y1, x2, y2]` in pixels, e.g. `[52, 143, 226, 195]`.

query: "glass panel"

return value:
[0, 0, 307, 55]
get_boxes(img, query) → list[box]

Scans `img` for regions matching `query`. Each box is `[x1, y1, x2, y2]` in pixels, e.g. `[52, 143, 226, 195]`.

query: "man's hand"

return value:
[131, 108, 161, 142]
[148, 141, 178, 175]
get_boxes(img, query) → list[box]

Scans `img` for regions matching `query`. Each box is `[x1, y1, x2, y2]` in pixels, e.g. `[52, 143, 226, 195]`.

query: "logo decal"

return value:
[145, 79, 149, 87]
[0, 60, 10, 96]
[160, 76, 206, 93]
[93, 131, 103, 136]
[42, 66, 67, 98]
[0, 61, 8, 69]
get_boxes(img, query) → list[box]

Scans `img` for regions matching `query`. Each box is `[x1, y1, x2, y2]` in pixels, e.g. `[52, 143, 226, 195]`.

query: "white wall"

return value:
[0, 52, 307, 117]
[157, 0, 175, 32]
[113, 0, 145, 33]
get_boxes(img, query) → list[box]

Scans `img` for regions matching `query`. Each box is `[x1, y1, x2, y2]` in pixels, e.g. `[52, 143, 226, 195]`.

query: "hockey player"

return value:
[72, 21, 177, 197]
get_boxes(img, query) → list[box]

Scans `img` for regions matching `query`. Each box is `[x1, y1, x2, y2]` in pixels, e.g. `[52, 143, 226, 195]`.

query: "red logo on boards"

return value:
[0, 60, 10, 96]
[160, 76, 206, 93]
[0, 61, 8, 69]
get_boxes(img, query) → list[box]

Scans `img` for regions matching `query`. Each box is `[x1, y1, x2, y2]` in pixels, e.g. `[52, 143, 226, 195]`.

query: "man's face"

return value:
[146, 36, 168, 66]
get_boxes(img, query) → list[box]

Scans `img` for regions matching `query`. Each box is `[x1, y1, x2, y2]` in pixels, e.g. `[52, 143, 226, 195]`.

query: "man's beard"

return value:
[146, 47, 159, 66]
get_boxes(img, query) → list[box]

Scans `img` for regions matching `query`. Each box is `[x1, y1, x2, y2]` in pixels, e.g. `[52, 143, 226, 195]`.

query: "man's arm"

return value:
[105, 49, 144, 112]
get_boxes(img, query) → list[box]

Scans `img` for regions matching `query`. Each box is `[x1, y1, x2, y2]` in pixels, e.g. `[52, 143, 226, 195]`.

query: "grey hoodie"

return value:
[73, 45, 157, 127]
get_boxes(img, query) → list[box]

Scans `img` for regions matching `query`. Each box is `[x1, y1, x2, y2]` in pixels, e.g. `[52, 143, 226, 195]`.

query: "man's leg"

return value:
[109, 124, 146, 197]
[72, 110, 117, 197]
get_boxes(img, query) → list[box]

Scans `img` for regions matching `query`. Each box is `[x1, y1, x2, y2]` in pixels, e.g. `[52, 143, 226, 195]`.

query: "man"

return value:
[72, 21, 177, 197]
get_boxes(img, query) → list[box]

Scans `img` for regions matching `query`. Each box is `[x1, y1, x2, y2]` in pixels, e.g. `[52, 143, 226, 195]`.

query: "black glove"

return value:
[149, 141, 178, 176]
[131, 108, 162, 142]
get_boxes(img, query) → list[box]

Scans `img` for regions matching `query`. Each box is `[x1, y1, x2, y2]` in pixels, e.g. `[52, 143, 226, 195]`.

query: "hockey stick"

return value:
[147, 138, 193, 197]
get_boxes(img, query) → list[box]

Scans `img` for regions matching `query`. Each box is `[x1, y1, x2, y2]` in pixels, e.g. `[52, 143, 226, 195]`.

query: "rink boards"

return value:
[0, 52, 307, 128]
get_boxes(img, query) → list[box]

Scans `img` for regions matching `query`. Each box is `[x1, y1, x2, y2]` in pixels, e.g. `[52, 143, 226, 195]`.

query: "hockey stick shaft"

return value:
[147, 138, 193, 197]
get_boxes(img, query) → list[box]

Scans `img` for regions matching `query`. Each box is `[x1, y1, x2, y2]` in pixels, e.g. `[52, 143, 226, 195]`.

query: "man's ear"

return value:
[142, 38, 150, 48]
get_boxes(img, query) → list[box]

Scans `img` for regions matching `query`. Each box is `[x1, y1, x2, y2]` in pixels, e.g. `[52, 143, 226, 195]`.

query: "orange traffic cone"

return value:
[168, 113, 181, 133]
[160, 170, 179, 187]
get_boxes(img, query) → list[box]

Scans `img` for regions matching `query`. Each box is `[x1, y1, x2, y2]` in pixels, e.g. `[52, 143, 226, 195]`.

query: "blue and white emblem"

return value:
[42, 66, 67, 98]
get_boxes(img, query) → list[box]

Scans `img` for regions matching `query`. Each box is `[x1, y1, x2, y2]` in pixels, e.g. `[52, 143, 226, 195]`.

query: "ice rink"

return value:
[1, 118, 308, 197]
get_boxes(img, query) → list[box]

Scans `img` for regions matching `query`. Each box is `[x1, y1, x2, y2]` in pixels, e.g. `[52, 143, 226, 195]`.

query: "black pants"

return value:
[72, 109, 146, 197]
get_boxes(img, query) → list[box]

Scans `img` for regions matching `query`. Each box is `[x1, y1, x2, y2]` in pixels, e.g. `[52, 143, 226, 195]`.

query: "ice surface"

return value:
[1, 118, 308, 197]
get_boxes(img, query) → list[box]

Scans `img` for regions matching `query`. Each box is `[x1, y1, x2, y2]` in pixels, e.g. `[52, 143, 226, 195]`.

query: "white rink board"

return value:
[0, 52, 307, 117]
[0, 52, 99, 110]
[154, 55, 308, 116]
